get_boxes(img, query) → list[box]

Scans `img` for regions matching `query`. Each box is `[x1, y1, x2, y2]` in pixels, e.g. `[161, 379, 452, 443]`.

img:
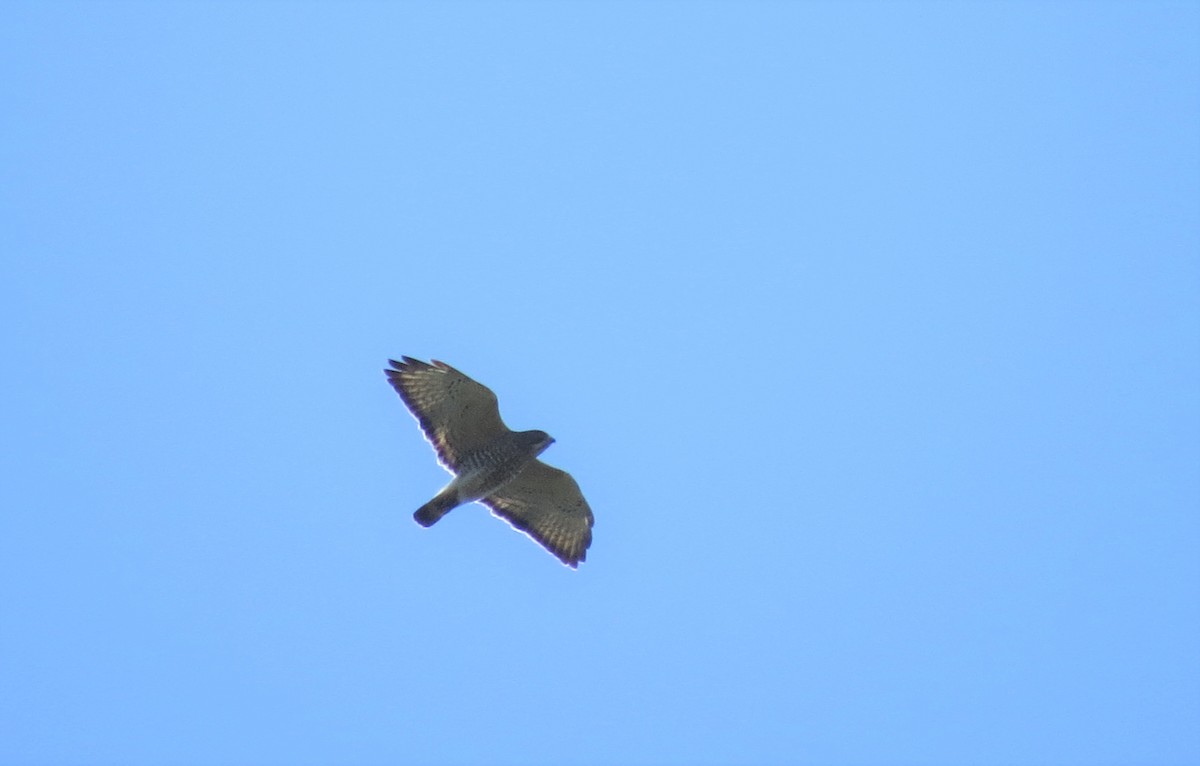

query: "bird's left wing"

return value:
[482, 460, 594, 568]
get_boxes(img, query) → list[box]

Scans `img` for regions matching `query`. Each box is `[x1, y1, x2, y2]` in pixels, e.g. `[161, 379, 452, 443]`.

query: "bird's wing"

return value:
[482, 459, 594, 568]
[385, 357, 509, 471]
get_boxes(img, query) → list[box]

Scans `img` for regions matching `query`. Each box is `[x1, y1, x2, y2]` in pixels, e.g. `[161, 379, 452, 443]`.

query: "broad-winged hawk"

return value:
[385, 357, 594, 568]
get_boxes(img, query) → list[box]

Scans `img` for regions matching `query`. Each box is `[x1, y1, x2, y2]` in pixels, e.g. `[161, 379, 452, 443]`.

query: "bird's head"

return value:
[519, 429, 555, 456]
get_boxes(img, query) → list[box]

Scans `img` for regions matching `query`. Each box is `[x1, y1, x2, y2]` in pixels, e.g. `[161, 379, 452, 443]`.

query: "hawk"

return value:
[384, 357, 594, 568]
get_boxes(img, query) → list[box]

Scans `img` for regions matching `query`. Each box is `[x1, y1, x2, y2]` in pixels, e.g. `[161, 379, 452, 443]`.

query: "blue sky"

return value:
[2, 2, 1198, 764]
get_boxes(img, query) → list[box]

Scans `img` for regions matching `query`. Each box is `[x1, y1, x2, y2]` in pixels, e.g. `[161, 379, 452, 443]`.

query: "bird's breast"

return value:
[452, 438, 536, 502]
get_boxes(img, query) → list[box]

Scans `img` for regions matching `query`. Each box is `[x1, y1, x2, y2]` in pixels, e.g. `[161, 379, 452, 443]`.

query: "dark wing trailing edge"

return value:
[482, 459, 594, 568]
[384, 357, 509, 471]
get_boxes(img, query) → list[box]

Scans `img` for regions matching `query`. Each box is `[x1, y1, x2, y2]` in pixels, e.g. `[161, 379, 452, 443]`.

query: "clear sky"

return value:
[2, 2, 1198, 765]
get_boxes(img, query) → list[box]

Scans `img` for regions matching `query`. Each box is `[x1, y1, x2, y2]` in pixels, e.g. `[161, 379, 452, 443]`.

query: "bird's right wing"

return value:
[385, 357, 508, 470]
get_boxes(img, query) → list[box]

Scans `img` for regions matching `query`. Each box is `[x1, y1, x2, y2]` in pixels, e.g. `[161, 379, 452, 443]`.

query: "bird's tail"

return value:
[414, 489, 458, 527]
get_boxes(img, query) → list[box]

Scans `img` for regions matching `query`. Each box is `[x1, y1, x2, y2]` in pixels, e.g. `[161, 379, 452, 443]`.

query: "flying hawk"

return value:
[385, 357, 594, 568]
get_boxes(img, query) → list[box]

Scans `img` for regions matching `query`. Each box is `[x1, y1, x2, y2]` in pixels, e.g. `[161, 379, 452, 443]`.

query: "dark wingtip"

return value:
[556, 544, 586, 569]
[387, 357, 458, 377]
[387, 357, 437, 377]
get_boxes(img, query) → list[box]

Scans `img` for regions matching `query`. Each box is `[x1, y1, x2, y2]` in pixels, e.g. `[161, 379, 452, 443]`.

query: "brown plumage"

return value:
[385, 357, 594, 568]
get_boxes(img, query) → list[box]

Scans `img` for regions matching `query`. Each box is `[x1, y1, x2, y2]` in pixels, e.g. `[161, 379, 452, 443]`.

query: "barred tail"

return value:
[414, 490, 458, 527]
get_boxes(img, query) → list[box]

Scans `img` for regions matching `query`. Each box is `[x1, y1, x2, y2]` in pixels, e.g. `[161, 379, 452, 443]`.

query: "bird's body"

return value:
[413, 429, 553, 526]
[385, 357, 593, 567]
